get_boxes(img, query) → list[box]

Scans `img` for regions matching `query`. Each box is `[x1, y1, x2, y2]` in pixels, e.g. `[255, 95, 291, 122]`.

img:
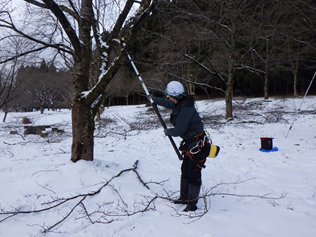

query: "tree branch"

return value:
[159, 66, 225, 93]
[41, 0, 81, 53]
[24, 0, 80, 20]
[0, 160, 154, 232]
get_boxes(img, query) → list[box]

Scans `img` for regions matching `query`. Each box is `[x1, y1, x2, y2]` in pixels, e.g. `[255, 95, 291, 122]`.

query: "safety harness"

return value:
[179, 131, 220, 168]
[179, 131, 208, 168]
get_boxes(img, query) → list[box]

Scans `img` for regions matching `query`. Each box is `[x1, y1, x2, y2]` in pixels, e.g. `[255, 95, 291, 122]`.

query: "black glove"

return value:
[163, 129, 169, 136]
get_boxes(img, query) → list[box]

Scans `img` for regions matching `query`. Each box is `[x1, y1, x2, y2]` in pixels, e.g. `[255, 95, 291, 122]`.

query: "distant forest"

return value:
[1, 0, 316, 111]
[102, 0, 316, 105]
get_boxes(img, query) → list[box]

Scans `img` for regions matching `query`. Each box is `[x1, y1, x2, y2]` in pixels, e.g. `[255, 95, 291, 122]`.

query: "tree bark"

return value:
[225, 62, 234, 119]
[264, 71, 269, 100]
[264, 39, 270, 100]
[69, 0, 93, 162]
[293, 57, 299, 97]
[71, 101, 94, 162]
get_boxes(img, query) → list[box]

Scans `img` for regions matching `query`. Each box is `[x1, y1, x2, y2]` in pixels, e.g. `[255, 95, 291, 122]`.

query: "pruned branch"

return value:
[162, 179, 285, 221]
[0, 160, 154, 233]
[44, 196, 87, 233]
[0, 163, 285, 232]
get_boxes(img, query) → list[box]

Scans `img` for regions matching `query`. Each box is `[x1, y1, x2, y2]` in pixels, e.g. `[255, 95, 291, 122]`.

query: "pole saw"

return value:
[113, 38, 183, 160]
[286, 70, 316, 138]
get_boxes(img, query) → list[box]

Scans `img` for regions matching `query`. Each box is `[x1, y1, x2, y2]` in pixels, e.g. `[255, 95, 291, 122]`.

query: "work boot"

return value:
[183, 203, 198, 212]
[173, 198, 188, 205]
[183, 184, 200, 212]
[173, 178, 189, 204]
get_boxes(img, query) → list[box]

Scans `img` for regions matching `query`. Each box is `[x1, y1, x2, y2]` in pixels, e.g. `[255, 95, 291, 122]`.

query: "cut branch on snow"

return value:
[0, 160, 154, 233]
[163, 178, 286, 221]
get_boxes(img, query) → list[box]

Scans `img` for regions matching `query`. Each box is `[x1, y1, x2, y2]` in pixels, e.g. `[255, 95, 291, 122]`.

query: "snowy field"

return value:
[0, 96, 315, 237]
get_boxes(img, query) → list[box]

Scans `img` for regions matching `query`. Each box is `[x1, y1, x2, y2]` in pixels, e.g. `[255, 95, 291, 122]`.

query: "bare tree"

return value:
[0, 60, 22, 121]
[13, 61, 72, 113]
[142, 0, 316, 117]
[281, 0, 316, 96]
[248, 1, 296, 99]
[0, 0, 157, 162]
[145, 0, 259, 119]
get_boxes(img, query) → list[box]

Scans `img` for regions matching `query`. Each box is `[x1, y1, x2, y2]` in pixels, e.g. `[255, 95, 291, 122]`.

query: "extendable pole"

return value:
[116, 39, 183, 160]
[286, 70, 316, 138]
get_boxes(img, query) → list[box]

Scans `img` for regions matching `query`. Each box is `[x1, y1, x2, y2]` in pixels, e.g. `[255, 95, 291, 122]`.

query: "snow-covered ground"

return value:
[0, 96, 315, 237]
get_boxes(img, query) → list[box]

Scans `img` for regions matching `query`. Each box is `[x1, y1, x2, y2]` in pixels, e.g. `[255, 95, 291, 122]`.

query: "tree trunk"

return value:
[126, 93, 129, 106]
[293, 73, 298, 97]
[40, 105, 44, 114]
[293, 58, 299, 96]
[70, 55, 94, 162]
[2, 111, 8, 122]
[69, 0, 93, 162]
[264, 39, 270, 100]
[188, 82, 195, 95]
[40, 0, 156, 162]
[71, 101, 95, 162]
[264, 71, 269, 100]
[225, 63, 234, 119]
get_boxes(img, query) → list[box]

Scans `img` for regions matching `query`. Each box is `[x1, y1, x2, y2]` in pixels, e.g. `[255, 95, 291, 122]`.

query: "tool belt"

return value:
[179, 132, 207, 168]
[179, 131, 220, 168]
[182, 131, 206, 144]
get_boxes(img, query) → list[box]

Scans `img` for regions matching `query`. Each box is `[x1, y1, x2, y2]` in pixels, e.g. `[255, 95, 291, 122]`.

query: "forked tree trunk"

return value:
[4, 0, 156, 163]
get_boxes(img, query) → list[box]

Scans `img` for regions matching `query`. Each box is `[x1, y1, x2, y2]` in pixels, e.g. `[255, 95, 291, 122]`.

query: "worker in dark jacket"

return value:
[153, 81, 208, 212]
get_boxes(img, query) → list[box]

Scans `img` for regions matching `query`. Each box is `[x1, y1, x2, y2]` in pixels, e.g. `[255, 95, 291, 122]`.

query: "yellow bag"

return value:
[205, 131, 220, 158]
[208, 143, 220, 158]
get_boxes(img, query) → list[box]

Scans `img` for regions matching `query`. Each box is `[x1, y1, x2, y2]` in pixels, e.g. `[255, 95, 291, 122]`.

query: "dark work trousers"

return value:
[181, 147, 208, 186]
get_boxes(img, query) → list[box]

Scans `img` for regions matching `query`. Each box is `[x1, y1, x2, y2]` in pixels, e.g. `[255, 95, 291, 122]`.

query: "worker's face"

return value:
[167, 96, 179, 104]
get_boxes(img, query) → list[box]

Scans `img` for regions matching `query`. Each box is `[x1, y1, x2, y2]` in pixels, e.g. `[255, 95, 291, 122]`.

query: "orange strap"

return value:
[193, 131, 204, 140]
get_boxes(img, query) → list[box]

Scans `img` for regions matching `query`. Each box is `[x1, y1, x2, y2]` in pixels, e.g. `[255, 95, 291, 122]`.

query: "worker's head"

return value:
[164, 81, 185, 100]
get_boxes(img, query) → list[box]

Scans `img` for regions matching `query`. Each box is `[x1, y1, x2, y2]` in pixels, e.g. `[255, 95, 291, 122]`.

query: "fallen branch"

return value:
[0, 167, 286, 231]
[44, 196, 87, 233]
[0, 160, 154, 233]
[163, 179, 286, 221]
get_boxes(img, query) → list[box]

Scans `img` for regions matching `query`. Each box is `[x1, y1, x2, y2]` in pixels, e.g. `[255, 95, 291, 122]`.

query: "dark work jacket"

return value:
[153, 95, 204, 144]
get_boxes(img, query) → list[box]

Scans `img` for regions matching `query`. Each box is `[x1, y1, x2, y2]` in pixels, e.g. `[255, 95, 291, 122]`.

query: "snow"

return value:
[0, 96, 316, 237]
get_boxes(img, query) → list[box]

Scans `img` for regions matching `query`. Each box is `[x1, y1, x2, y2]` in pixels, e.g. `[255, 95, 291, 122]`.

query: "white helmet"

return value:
[164, 81, 185, 98]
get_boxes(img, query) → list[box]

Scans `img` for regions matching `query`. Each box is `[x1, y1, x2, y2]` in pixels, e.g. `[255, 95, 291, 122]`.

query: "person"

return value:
[152, 81, 210, 212]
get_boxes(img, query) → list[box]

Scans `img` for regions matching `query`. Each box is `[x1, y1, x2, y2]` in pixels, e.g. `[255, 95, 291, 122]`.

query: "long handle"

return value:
[120, 40, 183, 160]
[286, 70, 316, 138]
